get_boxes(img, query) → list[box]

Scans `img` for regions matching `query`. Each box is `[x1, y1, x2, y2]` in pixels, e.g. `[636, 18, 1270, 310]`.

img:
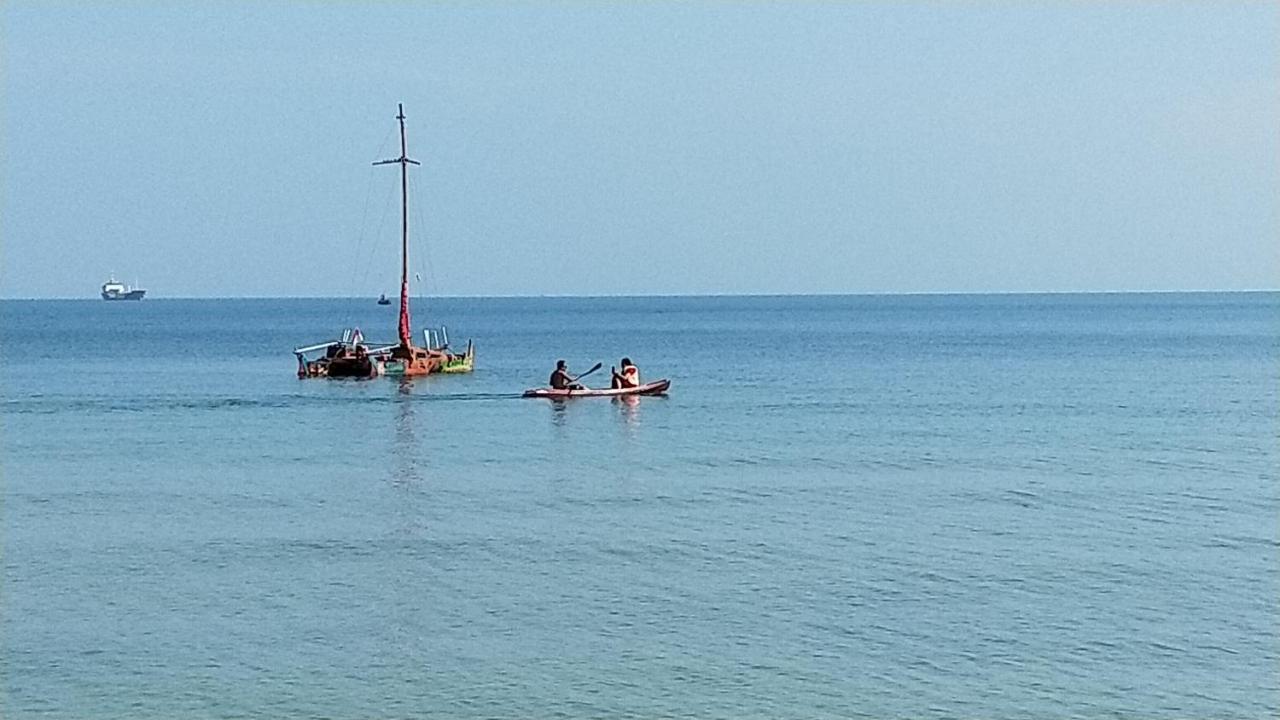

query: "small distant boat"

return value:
[101, 275, 145, 301]
[294, 103, 475, 379]
[522, 379, 671, 399]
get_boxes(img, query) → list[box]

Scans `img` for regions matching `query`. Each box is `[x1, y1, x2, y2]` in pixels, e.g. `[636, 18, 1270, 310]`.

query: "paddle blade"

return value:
[572, 362, 603, 381]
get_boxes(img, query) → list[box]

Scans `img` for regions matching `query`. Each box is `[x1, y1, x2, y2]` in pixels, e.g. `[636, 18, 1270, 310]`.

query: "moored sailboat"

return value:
[294, 104, 475, 379]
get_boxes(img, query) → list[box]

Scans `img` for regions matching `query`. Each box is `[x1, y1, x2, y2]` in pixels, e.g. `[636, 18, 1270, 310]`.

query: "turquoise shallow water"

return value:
[3, 293, 1278, 718]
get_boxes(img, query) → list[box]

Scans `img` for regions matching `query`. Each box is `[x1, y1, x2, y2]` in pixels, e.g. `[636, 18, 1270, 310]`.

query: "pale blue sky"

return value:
[3, 2, 1277, 298]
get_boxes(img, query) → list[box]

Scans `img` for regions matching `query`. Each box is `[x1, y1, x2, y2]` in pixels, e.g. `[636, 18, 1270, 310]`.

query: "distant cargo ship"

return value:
[101, 275, 146, 300]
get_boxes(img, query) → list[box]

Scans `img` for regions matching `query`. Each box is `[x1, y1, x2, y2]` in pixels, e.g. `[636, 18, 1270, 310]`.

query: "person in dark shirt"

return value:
[549, 360, 583, 390]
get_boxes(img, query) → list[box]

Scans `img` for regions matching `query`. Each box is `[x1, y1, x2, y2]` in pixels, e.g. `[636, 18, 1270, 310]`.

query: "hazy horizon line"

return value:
[6, 288, 1278, 301]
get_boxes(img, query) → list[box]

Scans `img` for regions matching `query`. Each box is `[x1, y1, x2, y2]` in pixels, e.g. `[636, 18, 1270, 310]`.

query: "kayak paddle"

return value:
[571, 362, 603, 382]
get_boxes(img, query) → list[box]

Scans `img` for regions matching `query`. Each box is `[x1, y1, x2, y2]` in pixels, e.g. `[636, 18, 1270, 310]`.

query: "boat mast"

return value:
[374, 103, 421, 349]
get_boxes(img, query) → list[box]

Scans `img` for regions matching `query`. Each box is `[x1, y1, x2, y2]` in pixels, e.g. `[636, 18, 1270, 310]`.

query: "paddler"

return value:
[611, 357, 640, 389]
[549, 360, 584, 390]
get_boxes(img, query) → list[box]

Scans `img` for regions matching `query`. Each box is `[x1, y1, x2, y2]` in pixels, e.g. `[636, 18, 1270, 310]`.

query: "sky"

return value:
[3, 2, 1277, 298]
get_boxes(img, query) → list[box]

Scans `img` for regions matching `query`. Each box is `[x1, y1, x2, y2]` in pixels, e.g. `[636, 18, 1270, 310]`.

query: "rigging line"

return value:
[414, 115, 434, 308]
[346, 168, 379, 331]
[342, 122, 398, 326]
[343, 122, 396, 325]
[403, 170, 423, 320]
[371, 177, 397, 291]
[407, 172, 437, 314]
[362, 175, 397, 297]
[346, 167, 396, 329]
[343, 161, 378, 326]
[411, 171, 441, 304]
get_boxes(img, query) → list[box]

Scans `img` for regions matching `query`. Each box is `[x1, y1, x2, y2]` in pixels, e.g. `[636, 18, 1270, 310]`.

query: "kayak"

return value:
[522, 379, 671, 399]
[522, 379, 670, 399]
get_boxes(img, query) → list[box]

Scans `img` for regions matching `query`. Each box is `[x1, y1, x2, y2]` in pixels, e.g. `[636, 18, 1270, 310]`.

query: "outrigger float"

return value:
[294, 104, 475, 379]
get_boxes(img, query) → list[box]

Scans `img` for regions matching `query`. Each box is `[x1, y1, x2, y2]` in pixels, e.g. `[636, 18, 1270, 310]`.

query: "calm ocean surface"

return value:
[3, 293, 1277, 718]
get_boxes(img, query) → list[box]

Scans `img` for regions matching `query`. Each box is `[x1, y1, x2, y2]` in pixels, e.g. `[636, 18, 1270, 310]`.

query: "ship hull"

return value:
[102, 290, 146, 300]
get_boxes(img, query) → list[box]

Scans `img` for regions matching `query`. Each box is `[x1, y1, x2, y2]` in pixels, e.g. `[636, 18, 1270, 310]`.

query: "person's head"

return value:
[621, 357, 632, 367]
[556, 359, 567, 370]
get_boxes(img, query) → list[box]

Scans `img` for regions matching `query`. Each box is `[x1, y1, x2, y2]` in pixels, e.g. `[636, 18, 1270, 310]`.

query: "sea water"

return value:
[2, 293, 1277, 718]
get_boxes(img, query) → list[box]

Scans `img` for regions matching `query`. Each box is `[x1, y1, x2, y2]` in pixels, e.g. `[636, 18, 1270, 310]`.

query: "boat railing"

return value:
[423, 325, 450, 350]
[296, 325, 456, 357]
[294, 327, 397, 357]
[293, 340, 339, 355]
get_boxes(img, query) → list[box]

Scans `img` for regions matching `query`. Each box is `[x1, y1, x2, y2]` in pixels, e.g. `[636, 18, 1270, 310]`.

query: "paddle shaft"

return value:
[570, 362, 603, 382]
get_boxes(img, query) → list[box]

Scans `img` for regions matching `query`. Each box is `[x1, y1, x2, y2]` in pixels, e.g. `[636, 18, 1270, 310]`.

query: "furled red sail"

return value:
[398, 278, 412, 348]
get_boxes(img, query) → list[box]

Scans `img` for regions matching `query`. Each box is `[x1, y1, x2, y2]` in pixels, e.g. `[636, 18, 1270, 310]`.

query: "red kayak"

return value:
[522, 379, 671, 399]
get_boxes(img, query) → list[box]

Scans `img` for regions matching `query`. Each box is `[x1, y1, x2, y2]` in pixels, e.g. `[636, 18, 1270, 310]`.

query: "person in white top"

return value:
[611, 357, 640, 389]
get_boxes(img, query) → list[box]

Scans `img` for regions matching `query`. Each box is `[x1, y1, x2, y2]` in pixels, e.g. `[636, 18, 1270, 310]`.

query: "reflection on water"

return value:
[612, 395, 640, 429]
[549, 399, 569, 429]
[391, 379, 422, 487]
